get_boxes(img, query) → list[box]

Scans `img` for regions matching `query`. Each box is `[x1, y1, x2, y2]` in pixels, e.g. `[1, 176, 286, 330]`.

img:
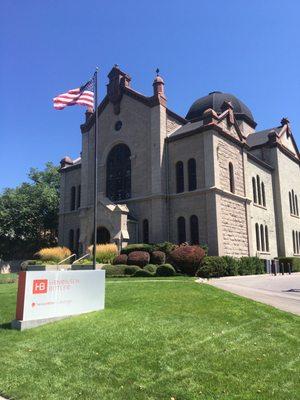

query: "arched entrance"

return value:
[96, 227, 111, 244]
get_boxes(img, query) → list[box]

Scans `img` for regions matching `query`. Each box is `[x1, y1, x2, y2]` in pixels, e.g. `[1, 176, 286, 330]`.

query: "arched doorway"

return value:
[96, 227, 111, 244]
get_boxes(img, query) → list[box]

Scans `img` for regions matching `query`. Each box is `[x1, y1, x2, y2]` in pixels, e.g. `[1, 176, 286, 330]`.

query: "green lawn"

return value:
[0, 278, 299, 400]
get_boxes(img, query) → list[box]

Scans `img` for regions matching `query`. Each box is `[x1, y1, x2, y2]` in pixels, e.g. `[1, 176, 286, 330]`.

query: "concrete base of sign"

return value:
[11, 316, 69, 331]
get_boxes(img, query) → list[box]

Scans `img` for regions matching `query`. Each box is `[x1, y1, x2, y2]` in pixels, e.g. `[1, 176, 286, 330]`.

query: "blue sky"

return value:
[1, 0, 300, 190]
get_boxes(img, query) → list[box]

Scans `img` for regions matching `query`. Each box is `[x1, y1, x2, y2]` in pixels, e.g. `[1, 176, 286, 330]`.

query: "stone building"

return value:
[58, 65, 300, 260]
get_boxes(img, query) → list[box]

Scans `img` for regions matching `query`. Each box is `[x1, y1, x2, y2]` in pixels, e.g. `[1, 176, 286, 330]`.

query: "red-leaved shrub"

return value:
[113, 254, 128, 265]
[169, 245, 205, 276]
[150, 251, 166, 265]
[127, 251, 150, 267]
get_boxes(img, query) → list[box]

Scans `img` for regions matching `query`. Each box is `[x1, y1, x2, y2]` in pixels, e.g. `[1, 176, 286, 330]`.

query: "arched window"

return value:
[75, 228, 80, 254]
[296, 232, 300, 254]
[292, 230, 296, 254]
[261, 182, 266, 207]
[176, 161, 184, 193]
[265, 226, 269, 252]
[70, 186, 76, 211]
[69, 229, 74, 252]
[177, 217, 186, 244]
[229, 162, 235, 193]
[295, 195, 299, 216]
[188, 158, 197, 191]
[106, 144, 131, 201]
[292, 190, 295, 215]
[143, 219, 149, 244]
[257, 176, 261, 205]
[255, 223, 260, 251]
[96, 227, 110, 244]
[260, 224, 265, 252]
[289, 191, 293, 214]
[252, 177, 257, 204]
[77, 185, 81, 209]
[190, 215, 199, 245]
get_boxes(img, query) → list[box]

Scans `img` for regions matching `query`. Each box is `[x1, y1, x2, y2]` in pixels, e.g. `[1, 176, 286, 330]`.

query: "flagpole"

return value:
[93, 68, 99, 270]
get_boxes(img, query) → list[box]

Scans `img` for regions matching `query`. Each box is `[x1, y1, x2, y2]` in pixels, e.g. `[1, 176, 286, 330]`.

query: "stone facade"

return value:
[58, 66, 300, 260]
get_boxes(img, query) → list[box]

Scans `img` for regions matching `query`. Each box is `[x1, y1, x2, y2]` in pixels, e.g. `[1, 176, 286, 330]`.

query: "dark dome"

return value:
[186, 91, 256, 128]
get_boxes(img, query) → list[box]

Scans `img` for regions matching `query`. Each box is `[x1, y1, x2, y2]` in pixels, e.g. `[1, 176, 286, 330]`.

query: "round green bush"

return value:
[127, 251, 150, 267]
[169, 245, 205, 276]
[133, 269, 154, 277]
[156, 264, 176, 276]
[124, 265, 141, 275]
[150, 251, 166, 265]
[144, 264, 158, 274]
[113, 254, 128, 265]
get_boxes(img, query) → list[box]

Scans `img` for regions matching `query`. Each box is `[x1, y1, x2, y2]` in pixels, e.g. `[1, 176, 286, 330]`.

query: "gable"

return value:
[277, 125, 299, 158]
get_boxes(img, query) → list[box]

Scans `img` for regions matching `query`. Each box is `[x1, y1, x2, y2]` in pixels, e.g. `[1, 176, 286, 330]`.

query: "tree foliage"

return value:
[0, 162, 60, 260]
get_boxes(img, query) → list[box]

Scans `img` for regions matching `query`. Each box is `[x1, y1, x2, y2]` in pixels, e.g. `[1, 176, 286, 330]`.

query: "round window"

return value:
[115, 120, 122, 131]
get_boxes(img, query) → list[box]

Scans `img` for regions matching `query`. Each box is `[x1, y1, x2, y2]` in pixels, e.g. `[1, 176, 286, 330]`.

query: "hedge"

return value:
[144, 264, 158, 274]
[133, 269, 154, 277]
[238, 257, 265, 275]
[277, 257, 300, 272]
[150, 251, 166, 265]
[121, 244, 154, 255]
[197, 256, 265, 278]
[101, 264, 127, 277]
[156, 264, 176, 277]
[127, 251, 150, 267]
[197, 257, 227, 278]
[169, 245, 206, 276]
[124, 265, 141, 275]
[113, 254, 128, 265]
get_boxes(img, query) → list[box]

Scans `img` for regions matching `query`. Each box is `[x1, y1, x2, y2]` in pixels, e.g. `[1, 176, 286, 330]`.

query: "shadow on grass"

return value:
[0, 322, 12, 330]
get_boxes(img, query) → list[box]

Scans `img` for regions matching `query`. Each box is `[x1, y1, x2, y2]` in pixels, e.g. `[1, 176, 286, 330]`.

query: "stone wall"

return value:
[220, 195, 249, 256]
[215, 135, 249, 256]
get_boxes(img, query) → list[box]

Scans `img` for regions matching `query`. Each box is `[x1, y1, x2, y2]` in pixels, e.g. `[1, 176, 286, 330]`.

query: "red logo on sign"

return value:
[33, 279, 48, 294]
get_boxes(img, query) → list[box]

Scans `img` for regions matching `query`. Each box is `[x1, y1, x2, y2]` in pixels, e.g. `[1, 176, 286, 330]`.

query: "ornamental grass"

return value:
[35, 246, 71, 263]
[88, 243, 118, 264]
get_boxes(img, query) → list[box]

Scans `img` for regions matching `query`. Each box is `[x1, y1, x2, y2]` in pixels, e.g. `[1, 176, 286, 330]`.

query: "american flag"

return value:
[53, 75, 95, 110]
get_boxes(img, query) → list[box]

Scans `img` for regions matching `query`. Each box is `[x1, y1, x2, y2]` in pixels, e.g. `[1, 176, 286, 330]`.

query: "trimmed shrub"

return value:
[144, 264, 158, 274]
[121, 244, 154, 255]
[124, 265, 141, 275]
[150, 251, 166, 265]
[127, 251, 150, 267]
[156, 264, 176, 276]
[169, 245, 205, 276]
[113, 254, 128, 265]
[278, 257, 300, 272]
[222, 256, 239, 276]
[238, 257, 265, 275]
[133, 269, 154, 277]
[102, 264, 127, 277]
[88, 244, 118, 264]
[153, 242, 176, 255]
[197, 257, 227, 279]
[34, 247, 71, 263]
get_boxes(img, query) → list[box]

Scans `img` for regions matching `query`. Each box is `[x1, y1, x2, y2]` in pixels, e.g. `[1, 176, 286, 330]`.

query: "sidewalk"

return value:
[203, 273, 300, 316]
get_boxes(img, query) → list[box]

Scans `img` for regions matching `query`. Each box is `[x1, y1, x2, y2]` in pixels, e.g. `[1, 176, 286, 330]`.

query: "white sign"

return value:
[16, 270, 105, 322]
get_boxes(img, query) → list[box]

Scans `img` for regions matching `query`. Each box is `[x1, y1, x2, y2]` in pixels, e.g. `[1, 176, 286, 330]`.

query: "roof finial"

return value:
[156, 68, 160, 76]
[281, 117, 290, 126]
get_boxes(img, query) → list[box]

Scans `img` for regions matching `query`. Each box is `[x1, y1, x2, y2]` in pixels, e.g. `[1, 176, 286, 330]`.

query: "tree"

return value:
[0, 162, 60, 260]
